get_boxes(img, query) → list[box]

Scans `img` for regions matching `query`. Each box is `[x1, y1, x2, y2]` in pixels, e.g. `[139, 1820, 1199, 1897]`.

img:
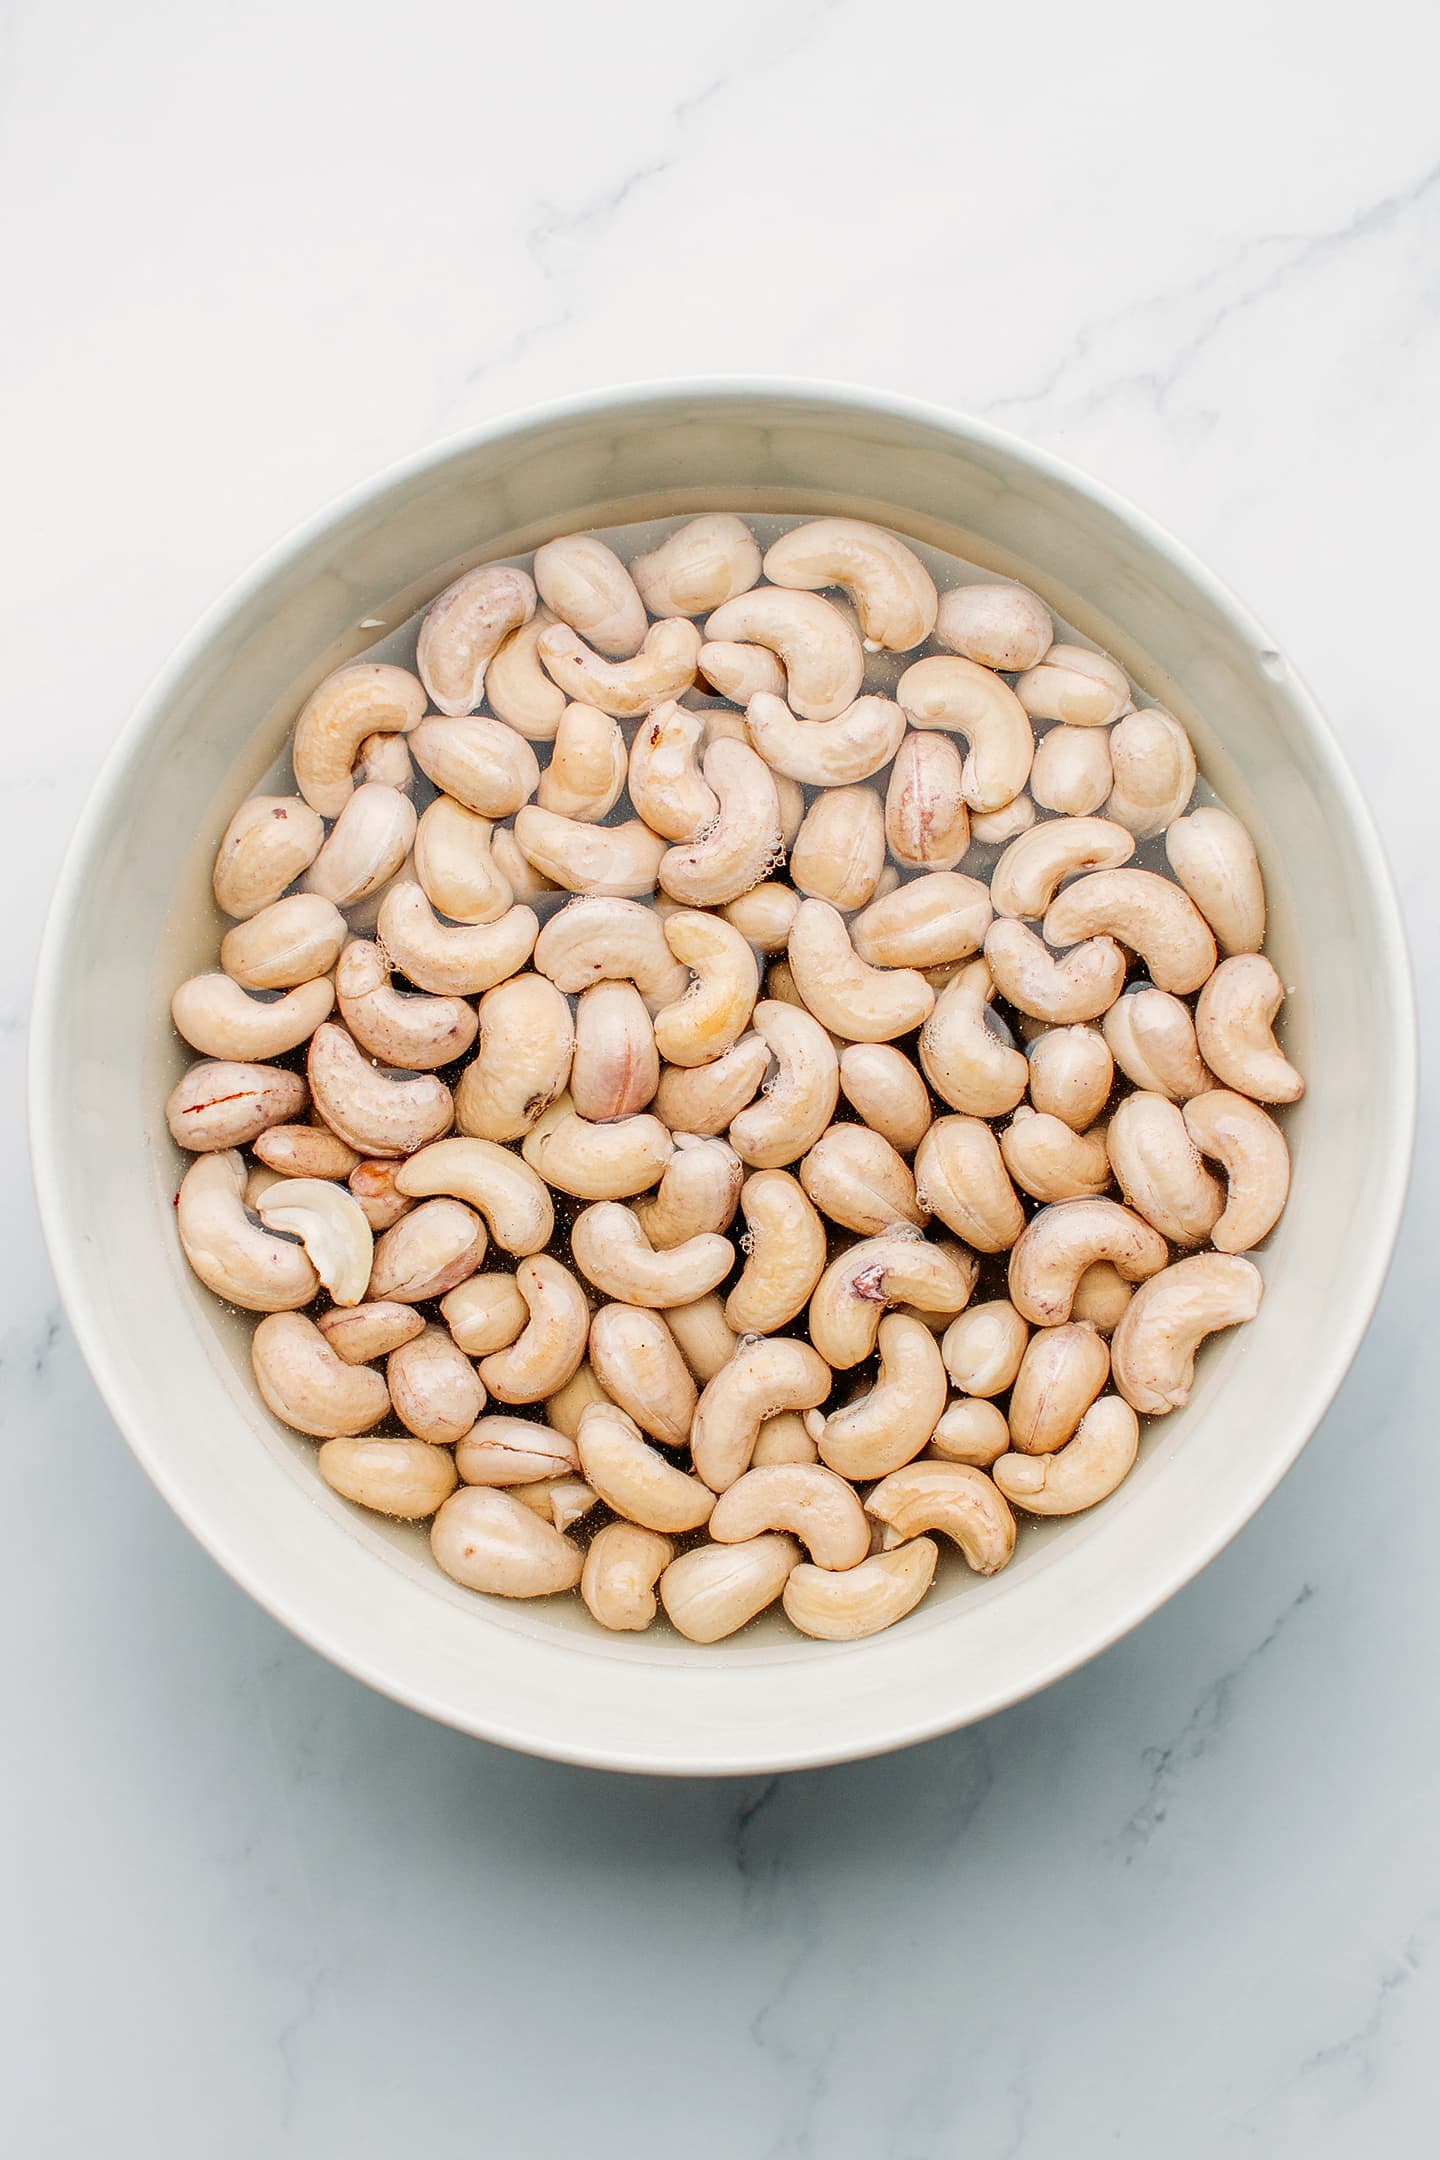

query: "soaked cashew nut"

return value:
[1194, 954, 1304, 1103]
[414, 797, 512, 925]
[319, 1437, 458, 1519]
[534, 895, 690, 1011]
[409, 713, 539, 820]
[537, 617, 701, 717]
[1071, 1262, 1135, 1335]
[1106, 1091, 1224, 1246]
[212, 795, 326, 919]
[292, 663, 428, 815]
[476, 1255, 588, 1404]
[336, 940, 477, 1070]
[790, 785, 886, 912]
[696, 640, 788, 705]
[787, 900, 934, 1043]
[865, 1461, 1016, 1574]
[653, 912, 759, 1067]
[763, 518, 937, 651]
[441, 1271, 529, 1356]
[454, 973, 574, 1141]
[984, 918, 1128, 1025]
[254, 1125, 360, 1180]
[635, 1135, 742, 1249]
[723, 1170, 827, 1334]
[484, 605, 567, 740]
[455, 1417, 580, 1486]
[254, 1177, 373, 1306]
[318, 1300, 425, 1365]
[895, 654, 1033, 812]
[577, 1402, 716, 1534]
[1030, 724, 1114, 817]
[837, 1042, 933, 1153]
[884, 731, 970, 869]
[510, 1476, 599, 1534]
[1000, 1106, 1111, 1202]
[851, 872, 991, 971]
[569, 981, 658, 1122]
[395, 1136, 554, 1254]
[1183, 1090, 1291, 1252]
[301, 783, 415, 910]
[512, 806, 664, 900]
[655, 1032, 768, 1136]
[753, 1411, 820, 1467]
[994, 1394, 1140, 1515]
[1008, 1322, 1110, 1453]
[1014, 644, 1129, 728]
[1164, 807, 1266, 956]
[1008, 1198, 1169, 1326]
[1044, 869, 1216, 996]
[627, 699, 718, 841]
[375, 880, 538, 996]
[1105, 708, 1197, 838]
[968, 794, 1037, 848]
[942, 1299, 1029, 1398]
[357, 729, 415, 793]
[431, 1487, 582, 1597]
[175, 1151, 320, 1309]
[783, 1539, 938, 1641]
[709, 1463, 868, 1569]
[171, 973, 333, 1062]
[521, 1098, 673, 1201]
[658, 737, 782, 906]
[534, 534, 646, 659]
[703, 588, 863, 722]
[368, 1198, 487, 1303]
[545, 1365, 616, 1449]
[691, 1337, 833, 1492]
[800, 1124, 924, 1237]
[745, 690, 906, 787]
[535, 703, 628, 823]
[915, 1116, 1024, 1252]
[929, 1397, 1012, 1467]
[570, 1202, 732, 1307]
[581, 1522, 674, 1633]
[935, 579, 1053, 671]
[416, 564, 537, 716]
[631, 514, 761, 618]
[660, 1533, 800, 1643]
[990, 816, 1135, 919]
[306, 1023, 454, 1158]
[809, 1233, 977, 1369]
[386, 1324, 486, 1445]
[588, 1304, 697, 1448]
[251, 1312, 389, 1438]
[1111, 1253, 1264, 1414]
[665, 1292, 740, 1384]
[347, 1158, 413, 1233]
[167, 1057, 310, 1153]
[722, 881, 802, 956]
[221, 893, 346, 990]
[1026, 1025, 1114, 1131]
[918, 958, 1028, 1118]
[815, 1314, 946, 1481]
[1103, 987, 1210, 1101]
[728, 999, 840, 1168]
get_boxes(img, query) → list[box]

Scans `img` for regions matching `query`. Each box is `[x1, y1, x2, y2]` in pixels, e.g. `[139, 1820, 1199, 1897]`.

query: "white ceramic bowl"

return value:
[31, 382, 1415, 1774]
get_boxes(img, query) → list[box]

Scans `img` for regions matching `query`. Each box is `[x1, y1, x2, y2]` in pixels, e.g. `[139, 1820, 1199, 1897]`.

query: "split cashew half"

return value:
[883, 730, 970, 871]
[255, 1177, 374, 1306]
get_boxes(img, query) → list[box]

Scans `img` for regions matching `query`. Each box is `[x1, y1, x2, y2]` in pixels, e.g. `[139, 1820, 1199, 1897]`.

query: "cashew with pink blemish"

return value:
[884, 732, 970, 869]
[809, 1233, 977, 1369]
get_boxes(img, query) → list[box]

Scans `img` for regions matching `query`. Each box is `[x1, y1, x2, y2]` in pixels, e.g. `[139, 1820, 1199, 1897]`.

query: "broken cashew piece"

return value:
[577, 1402, 716, 1534]
[588, 1304, 697, 1449]
[1106, 1090, 1225, 1247]
[691, 1336, 833, 1492]
[176, 1151, 320, 1310]
[430, 1487, 582, 1597]
[307, 1023, 454, 1159]
[994, 1394, 1141, 1515]
[787, 899, 934, 1043]
[815, 1313, 946, 1481]
[521, 1097, 673, 1201]
[809, 1233, 976, 1369]
[1111, 1253, 1264, 1415]
[537, 617, 701, 718]
[1194, 954, 1304, 1103]
[1008, 1198, 1169, 1326]
[292, 663, 427, 816]
[456, 973, 575, 1140]
[1165, 807, 1266, 956]
[395, 1136, 555, 1254]
[865, 1460, 1016, 1574]
[703, 588, 863, 722]
[895, 653, 1034, 812]
[570, 1202, 732, 1308]
[1182, 1089, 1291, 1253]
[477, 1255, 589, 1404]
[708, 1463, 869, 1569]
[1044, 869, 1216, 996]
[659, 1534, 799, 1643]
[783, 1539, 938, 1641]
[728, 999, 840, 1169]
[581, 1522, 674, 1633]
[416, 563, 537, 716]
[251, 1311, 390, 1438]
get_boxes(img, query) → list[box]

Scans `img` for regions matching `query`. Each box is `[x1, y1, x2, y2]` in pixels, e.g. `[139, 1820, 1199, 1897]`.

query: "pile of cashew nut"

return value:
[166, 511, 1303, 1645]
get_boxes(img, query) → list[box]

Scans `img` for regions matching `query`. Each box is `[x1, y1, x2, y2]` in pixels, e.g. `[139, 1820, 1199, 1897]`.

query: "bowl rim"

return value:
[29, 377, 1418, 1772]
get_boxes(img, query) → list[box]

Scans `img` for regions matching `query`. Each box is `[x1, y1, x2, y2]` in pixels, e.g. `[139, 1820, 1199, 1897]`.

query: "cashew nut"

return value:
[967, 794, 1037, 848]
[784, 1539, 938, 1641]
[175, 1151, 320, 1309]
[1014, 644, 1129, 728]
[368, 1198, 487, 1303]
[1182, 1089, 1291, 1252]
[664, 1292, 740, 1384]
[723, 1170, 828, 1335]
[943, 1299, 1029, 1399]
[569, 981, 659, 1122]
[752, 1412, 820, 1468]
[918, 958, 1028, 1118]
[851, 871, 991, 972]
[631, 514, 761, 618]
[395, 1135, 554, 1253]
[1103, 986, 1210, 1100]
[472, 1254, 587, 1405]
[512, 805, 664, 900]
[809, 1232, 976, 1369]
[533, 700, 626, 818]
[537, 617, 701, 718]
[484, 605, 567, 740]
[914, 1115, 1024, 1252]
[335, 940, 477, 1071]
[635, 1135, 743, 1249]
[1070, 1261, 1135, 1334]
[658, 737, 782, 906]
[626, 699, 717, 840]
[895, 654, 1033, 812]
[317, 1300, 425, 1365]
[292, 663, 427, 815]
[721, 881, 801, 956]
[786, 899, 934, 1043]
[814, 1313, 946, 1481]
[1007, 1321, 1110, 1454]
[789, 784, 886, 912]
[984, 917, 1128, 1025]
[533, 534, 646, 659]
[577, 1402, 716, 1534]
[251, 1125, 357, 1184]
[533, 895, 690, 1011]
[170, 973, 333, 1063]
[414, 797, 512, 925]
[301, 782, 416, 910]
[487, 828, 564, 916]
[570, 1202, 732, 1308]
[220, 892, 347, 990]
[375, 879, 538, 996]
[929, 1397, 1011, 1467]
[837, 1042, 933, 1154]
[1105, 708, 1197, 838]
[306, 1023, 453, 1158]
[1026, 1024, 1114, 1131]
[455, 1417, 580, 1486]
[251, 1311, 390, 1437]
[934, 579, 1053, 671]
[212, 795, 326, 919]
[410, 713, 540, 820]
[315, 1436, 457, 1520]
[1105, 1090, 1224, 1246]
[652, 911, 759, 1067]
[521, 1097, 673, 1202]
[1194, 954, 1304, 1103]
[994, 1394, 1141, 1515]
[763, 518, 937, 651]
[702, 588, 863, 722]
[441, 1271, 529, 1356]
[416, 564, 537, 717]
[659, 1533, 799, 1643]
[252, 1176, 373, 1306]
[728, 999, 841, 1168]
[708, 1463, 868, 1569]
[166, 1059, 309, 1153]
[1111, 1253, 1264, 1414]
[511, 1476, 599, 1534]
[355, 729, 414, 791]
[1164, 806, 1266, 956]
[745, 689, 906, 787]
[990, 816, 1135, 920]
[1044, 869, 1216, 996]
[879, 731, 967, 872]
[1000, 1105, 1111, 1203]
[690, 1336, 833, 1492]
[347, 1158, 413, 1232]
[431, 1487, 582, 1597]
[580, 1522, 674, 1633]
[1008, 1198, 1169, 1326]
[697, 640, 788, 705]
[1030, 723, 1114, 817]
[800, 1123, 924, 1237]
[866, 1460, 1016, 1574]
[386, 1324, 486, 1445]
[588, 1304, 697, 1448]
[454, 973, 574, 1141]
[655, 1031, 768, 1136]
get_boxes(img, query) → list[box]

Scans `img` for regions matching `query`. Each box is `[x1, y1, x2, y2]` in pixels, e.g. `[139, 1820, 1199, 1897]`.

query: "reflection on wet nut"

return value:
[787, 899, 934, 1042]
[303, 781, 416, 908]
[691, 1336, 833, 1491]
[578, 1402, 716, 1534]
[431, 1487, 583, 1597]
[763, 518, 938, 651]
[915, 1116, 1025, 1252]
[746, 690, 906, 787]
[722, 881, 801, 955]
[1182, 1090, 1291, 1252]
[935, 580, 1053, 672]
[993, 1393, 1140, 1515]
[513, 805, 665, 899]
[632, 514, 762, 618]
[1044, 869, 1216, 995]
[213, 795, 326, 919]
[1030, 724, 1113, 817]
[722, 1169, 826, 1334]
[368, 1197, 487, 1304]
[1106, 1090, 1224, 1246]
[790, 784, 886, 912]
[415, 797, 512, 925]
[929, 1396, 1011, 1467]
[484, 606, 567, 740]
[171, 972, 333, 1063]
[1008, 1198, 1169, 1326]
[570, 981, 658, 1121]
[376, 880, 538, 997]
[984, 917, 1127, 1024]
[654, 911, 759, 1067]
[1008, 1322, 1110, 1454]
[660, 1533, 800, 1643]
[627, 699, 717, 841]
[809, 1233, 977, 1369]
[815, 1313, 946, 1481]
[455, 1416, 579, 1486]
[865, 1460, 1016, 1574]
[837, 1043, 933, 1154]
[852, 872, 991, 970]
[943, 1299, 1029, 1398]
[396, 1135, 555, 1253]
[918, 958, 1028, 1118]
[1026, 1024, 1113, 1131]
[800, 1124, 924, 1237]
[537, 617, 701, 718]
[307, 1023, 454, 1158]
[588, 1303, 697, 1448]
[534, 534, 646, 660]
[534, 895, 689, 1010]
[167, 1058, 309, 1153]
[581, 1522, 674, 1633]
[1071, 1261, 1134, 1334]
[176, 1151, 320, 1310]
[336, 940, 477, 1071]
[635, 1135, 743, 1250]
[521, 1097, 673, 1202]
[292, 663, 427, 816]
[318, 1437, 458, 1519]
[476, 1255, 588, 1404]
[348, 1158, 412, 1232]
[318, 1300, 425, 1365]
[387, 1324, 485, 1445]
[1014, 644, 1129, 728]
[441, 1272, 528, 1357]
[410, 714, 540, 819]
[884, 731, 970, 870]
[1000, 1105, 1112, 1203]
[728, 999, 840, 1168]
[895, 654, 1034, 811]
[570, 1202, 733, 1308]
[783, 1539, 938, 1641]
[1111, 1253, 1264, 1415]
[1103, 987, 1209, 1101]
[416, 564, 537, 717]
[452, 973, 573, 1142]
[255, 1176, 374, 1306]
[990, 816, 1135, 919]
[251, 1311, 390, 1438]
[659, 737, 782, 907]
[703, 588, 863, 722]
[220, 892, 346, 990]
[655, 1031, 768, 1136]
[1105, 708, 1197, 839]
[709, 1462, 869, 1569]
[1194, 954, 1304, 1103]
[1165, 807, 1266, 956]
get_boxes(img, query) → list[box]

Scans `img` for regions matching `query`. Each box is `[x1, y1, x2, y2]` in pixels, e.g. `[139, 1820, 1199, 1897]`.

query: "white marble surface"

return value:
[4, 2, 1438, 2150]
